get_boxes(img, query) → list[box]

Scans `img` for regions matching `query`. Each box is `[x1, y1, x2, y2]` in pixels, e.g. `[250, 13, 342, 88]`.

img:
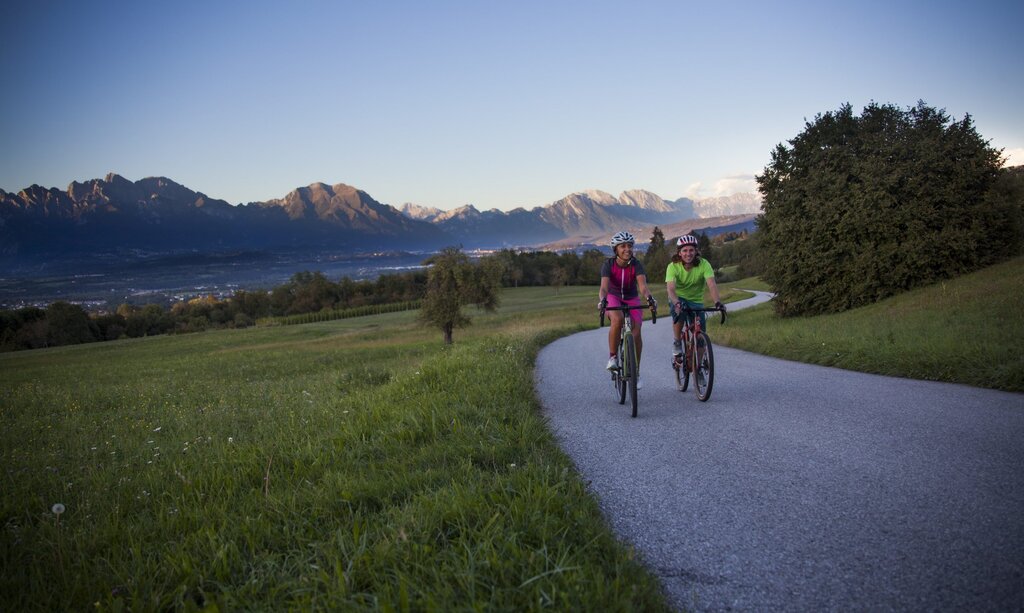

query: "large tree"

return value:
[419, 247, 500, 344]
[756, 101, 1010, 316]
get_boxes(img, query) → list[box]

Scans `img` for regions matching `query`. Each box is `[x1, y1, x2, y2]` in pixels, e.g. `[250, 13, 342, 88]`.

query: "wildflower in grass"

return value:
[51, 503, 65, 529]
[153, 427, 162, 432]
[228, 437, 234, 444]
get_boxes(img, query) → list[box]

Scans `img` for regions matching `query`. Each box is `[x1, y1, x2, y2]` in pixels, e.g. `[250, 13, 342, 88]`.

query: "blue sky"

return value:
[1, 0, 1021, 211]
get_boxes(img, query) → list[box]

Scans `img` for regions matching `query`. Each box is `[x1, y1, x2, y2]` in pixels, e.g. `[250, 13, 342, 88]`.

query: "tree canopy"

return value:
[419, 247, 500, 344]
[756, 101, 1016, 316]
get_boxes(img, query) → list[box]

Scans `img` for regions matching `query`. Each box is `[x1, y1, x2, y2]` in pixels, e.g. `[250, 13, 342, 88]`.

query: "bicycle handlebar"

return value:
[676, 304, 727, 325]
[599, 302, 657, 327]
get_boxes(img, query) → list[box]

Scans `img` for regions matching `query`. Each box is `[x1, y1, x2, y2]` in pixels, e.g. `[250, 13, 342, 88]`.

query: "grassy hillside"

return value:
[714, 256, 1024, 392]
[0, 287, 675, 611]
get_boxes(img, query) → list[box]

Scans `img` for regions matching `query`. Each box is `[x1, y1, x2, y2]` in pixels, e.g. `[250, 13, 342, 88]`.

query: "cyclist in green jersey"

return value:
[665, 235, 725, 357]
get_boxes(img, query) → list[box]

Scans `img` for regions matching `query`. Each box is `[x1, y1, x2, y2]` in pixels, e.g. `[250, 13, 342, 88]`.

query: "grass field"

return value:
[4, 261, 1020, 611]
[715, 256, 1024, 392]
[1, 286, 680, 611]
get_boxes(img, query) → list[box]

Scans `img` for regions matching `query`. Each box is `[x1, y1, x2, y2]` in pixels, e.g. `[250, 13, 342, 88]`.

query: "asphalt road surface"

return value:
[534, 292, 1023, 611]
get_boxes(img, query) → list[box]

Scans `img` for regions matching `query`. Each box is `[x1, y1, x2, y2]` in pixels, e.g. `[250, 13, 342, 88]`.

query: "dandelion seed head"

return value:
[51, 503, 65, 515]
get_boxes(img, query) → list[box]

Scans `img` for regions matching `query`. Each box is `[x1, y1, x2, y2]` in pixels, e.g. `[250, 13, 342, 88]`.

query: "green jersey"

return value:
[665, 259, 715, 303]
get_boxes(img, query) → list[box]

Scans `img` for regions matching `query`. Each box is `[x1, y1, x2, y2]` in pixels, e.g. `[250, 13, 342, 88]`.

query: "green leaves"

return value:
[419, 247, 501, 344]
[757, 101, 1016, 316]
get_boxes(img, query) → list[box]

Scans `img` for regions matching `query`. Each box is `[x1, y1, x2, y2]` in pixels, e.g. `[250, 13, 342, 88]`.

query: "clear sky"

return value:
[1, 0, 1021, 211]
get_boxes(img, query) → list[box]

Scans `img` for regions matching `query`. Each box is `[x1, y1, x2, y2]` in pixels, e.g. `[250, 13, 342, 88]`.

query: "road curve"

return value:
[534, 291, 1024, 611]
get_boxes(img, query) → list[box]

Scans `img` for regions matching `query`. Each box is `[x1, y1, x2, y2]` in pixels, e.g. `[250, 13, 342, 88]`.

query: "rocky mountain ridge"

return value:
[1, 174, 761, 266]
[399, 189, 758, 247]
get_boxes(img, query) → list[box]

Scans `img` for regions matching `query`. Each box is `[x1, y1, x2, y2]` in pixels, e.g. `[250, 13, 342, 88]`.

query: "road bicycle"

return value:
[600, 301, 657, 417]
[672, 304, 726, 402]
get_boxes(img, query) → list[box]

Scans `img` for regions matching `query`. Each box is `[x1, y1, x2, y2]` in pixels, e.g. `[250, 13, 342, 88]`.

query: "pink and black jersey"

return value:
[600, 257, 646, 300]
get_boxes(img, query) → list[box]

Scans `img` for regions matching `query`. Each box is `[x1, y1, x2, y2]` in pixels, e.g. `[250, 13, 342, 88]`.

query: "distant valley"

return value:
[0, 173, 760, 307]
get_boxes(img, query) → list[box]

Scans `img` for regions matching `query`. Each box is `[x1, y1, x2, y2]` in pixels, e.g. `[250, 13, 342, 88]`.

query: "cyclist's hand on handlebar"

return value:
[647, 295, 657, 309]
[715, 300, 726, 313]
[598, 299, 607, 311]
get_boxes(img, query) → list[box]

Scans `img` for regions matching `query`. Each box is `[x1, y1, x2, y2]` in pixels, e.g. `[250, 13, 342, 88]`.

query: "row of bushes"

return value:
[260, 300, 423, 326]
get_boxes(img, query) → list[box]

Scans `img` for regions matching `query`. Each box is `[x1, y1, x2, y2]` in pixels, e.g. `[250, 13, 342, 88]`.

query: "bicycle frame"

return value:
[600, 302, 656, 417]
[672, 304, 725, 401]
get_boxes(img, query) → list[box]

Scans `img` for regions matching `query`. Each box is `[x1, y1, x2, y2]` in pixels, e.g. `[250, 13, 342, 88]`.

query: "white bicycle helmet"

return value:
[611, 231, 635, 247]
[676, 235, 699, 248]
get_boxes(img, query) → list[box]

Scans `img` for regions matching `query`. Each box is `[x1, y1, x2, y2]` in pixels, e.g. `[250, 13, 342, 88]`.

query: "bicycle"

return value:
[600, 300, 657, 417]
[672, 304, 726, 402]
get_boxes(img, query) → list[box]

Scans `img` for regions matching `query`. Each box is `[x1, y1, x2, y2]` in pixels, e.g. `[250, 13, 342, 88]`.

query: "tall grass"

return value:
[713, 256, 1024, 392]
[0, 287, 671, 611]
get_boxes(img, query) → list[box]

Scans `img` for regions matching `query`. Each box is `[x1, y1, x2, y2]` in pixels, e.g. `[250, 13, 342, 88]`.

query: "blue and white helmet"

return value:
[610, 231, 635, 247]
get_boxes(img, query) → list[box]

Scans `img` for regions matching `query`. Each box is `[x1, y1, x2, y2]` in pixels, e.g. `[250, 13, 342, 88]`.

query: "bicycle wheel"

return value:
[694, 331, 715, 402]
[616, 340, 626, 405]
[625, 334, 638, 417]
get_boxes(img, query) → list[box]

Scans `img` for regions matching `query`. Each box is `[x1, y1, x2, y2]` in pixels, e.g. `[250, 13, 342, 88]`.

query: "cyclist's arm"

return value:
[636, 274, 654, 302]
[598, 276, 610, 303]
[706, 276, 722, 305]
[666, 281, 679, 310]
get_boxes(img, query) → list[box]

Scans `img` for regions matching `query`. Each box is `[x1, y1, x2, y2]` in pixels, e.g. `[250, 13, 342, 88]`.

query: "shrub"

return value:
[757, 101, 1011, 316]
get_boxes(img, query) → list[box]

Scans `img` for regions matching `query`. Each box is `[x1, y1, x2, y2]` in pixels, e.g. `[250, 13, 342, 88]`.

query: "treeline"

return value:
[0, 270, 429, 352]
[1, 231, 764, 352]
[475, 230, 762, 291]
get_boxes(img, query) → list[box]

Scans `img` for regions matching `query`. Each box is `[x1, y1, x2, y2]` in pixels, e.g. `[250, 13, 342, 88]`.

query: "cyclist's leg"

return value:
[607, 310, 623, 356]
[671, 303, 685, 354]
[605, 295, 627, 369]
[622, 297, 644, 366]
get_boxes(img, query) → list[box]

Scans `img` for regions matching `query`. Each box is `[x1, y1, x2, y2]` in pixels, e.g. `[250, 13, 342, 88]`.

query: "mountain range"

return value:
[0, 173, 761, 266]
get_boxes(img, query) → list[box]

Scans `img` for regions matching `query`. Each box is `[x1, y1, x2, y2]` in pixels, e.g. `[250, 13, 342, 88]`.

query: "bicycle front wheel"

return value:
[625, 334, 638, 417]
[694, 331, 715, 401]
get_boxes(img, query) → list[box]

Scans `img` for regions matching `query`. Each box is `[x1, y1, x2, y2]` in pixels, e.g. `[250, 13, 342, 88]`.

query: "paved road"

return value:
[534, 293, 1024, 611]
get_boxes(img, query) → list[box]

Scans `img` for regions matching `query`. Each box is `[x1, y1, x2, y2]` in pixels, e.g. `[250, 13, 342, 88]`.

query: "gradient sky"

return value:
[2, 0, 1021, 211]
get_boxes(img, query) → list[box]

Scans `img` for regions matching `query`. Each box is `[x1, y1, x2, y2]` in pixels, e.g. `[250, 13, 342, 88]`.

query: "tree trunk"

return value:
[443, 323, 453, 345]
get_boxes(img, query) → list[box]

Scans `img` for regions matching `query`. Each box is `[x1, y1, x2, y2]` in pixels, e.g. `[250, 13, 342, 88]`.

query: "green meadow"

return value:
[3, 260, 1021, 611]
[1, 286, 678, 611]
[716, 256, 1024, 392]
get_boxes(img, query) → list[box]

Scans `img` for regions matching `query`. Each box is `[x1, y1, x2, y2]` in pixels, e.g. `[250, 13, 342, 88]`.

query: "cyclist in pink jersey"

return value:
[598, 231, 656, 388]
